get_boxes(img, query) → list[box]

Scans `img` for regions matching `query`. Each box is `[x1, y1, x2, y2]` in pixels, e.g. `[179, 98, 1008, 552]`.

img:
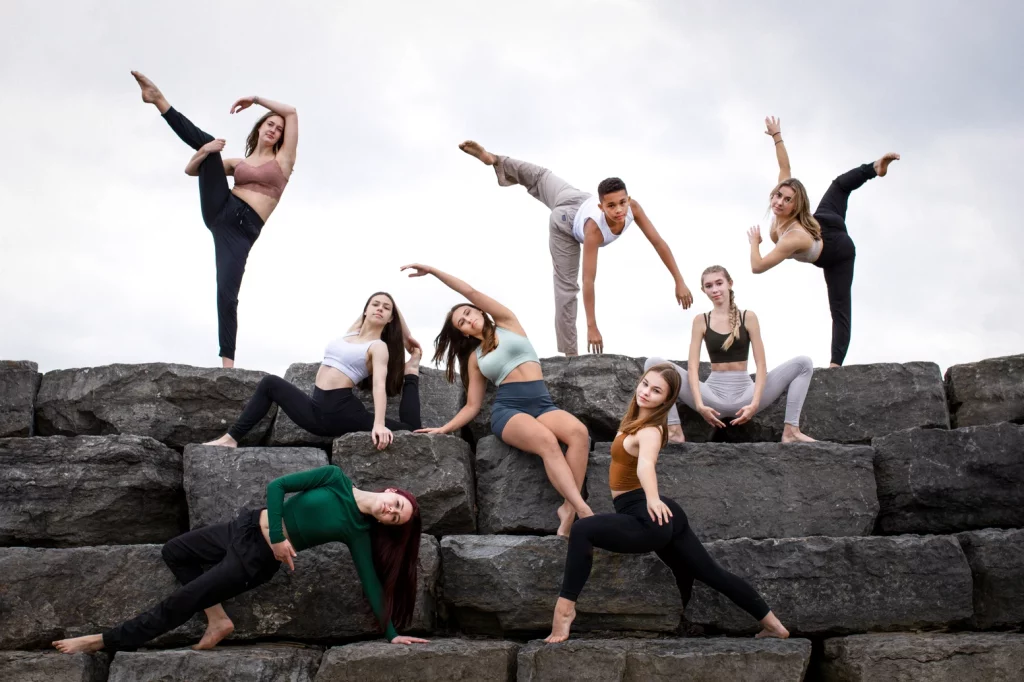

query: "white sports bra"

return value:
[781, 225, 823, 263]
[321, 332, 380, 383]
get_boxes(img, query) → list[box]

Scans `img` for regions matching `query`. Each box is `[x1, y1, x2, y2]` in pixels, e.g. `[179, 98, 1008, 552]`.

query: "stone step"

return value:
[0, 360, 41, 437]
[0, 651, 108, 682]
[316, 638, 519, 681]
[820, 632, 1024, 681]
[945, 353, 1024, 428]
[873, 423, 1024, 534]
[108, 645, 322, 682]
[0, 435, 186, 547]
[956, 528, 1024, 629]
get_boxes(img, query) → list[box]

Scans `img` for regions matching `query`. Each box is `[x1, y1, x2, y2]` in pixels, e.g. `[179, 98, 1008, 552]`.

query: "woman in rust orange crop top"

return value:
[544, 363, 790, 644]
[131, 71, 298, 367]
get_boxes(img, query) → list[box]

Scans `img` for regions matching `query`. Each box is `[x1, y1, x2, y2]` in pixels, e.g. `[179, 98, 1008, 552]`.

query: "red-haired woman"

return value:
[131, 71, 299, 367]
[53, 465, 427, 653]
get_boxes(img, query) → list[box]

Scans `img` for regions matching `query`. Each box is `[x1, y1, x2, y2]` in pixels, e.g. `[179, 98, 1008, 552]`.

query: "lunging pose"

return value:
[459, 141, 693, 355]
[131, 71, 299, 367]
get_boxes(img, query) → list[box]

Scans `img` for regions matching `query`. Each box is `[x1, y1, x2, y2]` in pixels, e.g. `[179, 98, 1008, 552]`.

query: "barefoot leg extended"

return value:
[537, 410, 591, 536]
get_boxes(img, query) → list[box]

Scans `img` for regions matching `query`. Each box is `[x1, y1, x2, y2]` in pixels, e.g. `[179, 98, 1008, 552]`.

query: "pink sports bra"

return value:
[234, 159, 288, 200]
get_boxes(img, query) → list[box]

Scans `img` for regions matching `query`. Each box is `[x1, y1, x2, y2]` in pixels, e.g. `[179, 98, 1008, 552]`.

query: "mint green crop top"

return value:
[476, 327, 541, 385]
[265, 465, 398, 641]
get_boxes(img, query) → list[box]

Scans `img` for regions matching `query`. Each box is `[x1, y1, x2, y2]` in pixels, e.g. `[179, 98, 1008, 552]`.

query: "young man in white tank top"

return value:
[459, 141, 694, 355]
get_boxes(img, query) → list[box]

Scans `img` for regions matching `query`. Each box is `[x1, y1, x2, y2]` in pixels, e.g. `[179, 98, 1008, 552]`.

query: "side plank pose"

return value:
[458, 141, 693, 356]
[131, 71, 299, 367]
[545, 364, 790, 642]
[402, 264, 593, 536]
[748, 116, 900, 366]
[53, 465, 428, 653]
[206, 293, 423, 450]
[646, 266, 815, 443]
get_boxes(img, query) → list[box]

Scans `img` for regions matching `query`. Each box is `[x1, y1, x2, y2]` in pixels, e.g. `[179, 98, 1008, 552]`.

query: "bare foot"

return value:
[667, 424, 686, 444]
[192, 617, 234, 650]
[53, 634, 104, 654]
[203, 434, 238, 447]
[458, 140, 497, 166]
[829, 363, 841, 368]
[781, 425, 816, 443]
[755, 611, 790, 639]
[131, 70, 170, 114]
[544, 598, 577, 643]
[221, 357, 234, 369]
[873, 152, 900, 177]
[404, 347, 422, 376]
[556, 502, 575, 537]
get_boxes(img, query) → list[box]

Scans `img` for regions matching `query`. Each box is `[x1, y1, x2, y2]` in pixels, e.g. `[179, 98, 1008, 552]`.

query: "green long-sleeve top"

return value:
[265, 465, 399, 641]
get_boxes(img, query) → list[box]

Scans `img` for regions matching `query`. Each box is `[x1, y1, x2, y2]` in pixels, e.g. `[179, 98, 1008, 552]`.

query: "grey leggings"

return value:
[644, 356, 813, 426]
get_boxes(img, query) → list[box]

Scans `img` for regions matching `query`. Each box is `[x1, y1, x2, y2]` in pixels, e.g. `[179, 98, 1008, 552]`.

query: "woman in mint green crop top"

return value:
[401, 263, 594, 538]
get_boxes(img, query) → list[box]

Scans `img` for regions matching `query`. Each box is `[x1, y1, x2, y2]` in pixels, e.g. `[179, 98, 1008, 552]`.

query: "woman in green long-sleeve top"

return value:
[53, 466, 428, 653]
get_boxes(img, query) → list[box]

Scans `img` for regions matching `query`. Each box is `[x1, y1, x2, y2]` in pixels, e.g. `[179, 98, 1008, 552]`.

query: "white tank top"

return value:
[321, 332, 380, 383]
[571, 194, 634, 246]
[781, 225, 823, 263]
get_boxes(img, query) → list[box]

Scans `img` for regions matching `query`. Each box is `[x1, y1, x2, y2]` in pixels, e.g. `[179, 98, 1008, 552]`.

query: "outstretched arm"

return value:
[230, 95, 299, 174]
[580, 229, 603, 353]
[417, 354, 487, 435]
[635, 427, 673, 526]
[400, 264, 521, 332]
[748, 226, 806, 274]
[765, 116, 791, 182]
[632, 201, 693, 309]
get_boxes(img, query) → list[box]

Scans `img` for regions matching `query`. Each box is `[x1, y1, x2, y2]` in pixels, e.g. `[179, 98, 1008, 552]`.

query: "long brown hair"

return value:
[369, 488, 421, 630]
[701, 265, 742, 351]
[619, 364, 681, 448]
[768, 178, 821, 241]
[432, 303, 498, 388]
[358, 292, 406, 397]
[244, 111, 285, 157]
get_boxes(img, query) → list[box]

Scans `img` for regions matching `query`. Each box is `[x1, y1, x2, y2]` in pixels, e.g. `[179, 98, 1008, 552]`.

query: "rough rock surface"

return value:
[183, 445, 328, 528]
[0, 435, 186, 547]
[0, 651, 109, 682]
[873, 424, 1024, 534]
[945, 354, 1024, 428]
[316, 639, 519, 681]
[107, 646, 322, 682]
[474, 436, 565, 535]
[517, 637, 812, 682]
[956, 528, 1024, 628]
[332, 433, 476, 535]
[0, 360, 41, 437]
[820, 632, 1024, 681]
[35, 363, 274, 448]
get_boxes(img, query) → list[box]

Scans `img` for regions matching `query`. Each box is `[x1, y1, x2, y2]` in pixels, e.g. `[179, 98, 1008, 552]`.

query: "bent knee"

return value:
[644, 356, 666, 371]
[795, 355, 813, 372]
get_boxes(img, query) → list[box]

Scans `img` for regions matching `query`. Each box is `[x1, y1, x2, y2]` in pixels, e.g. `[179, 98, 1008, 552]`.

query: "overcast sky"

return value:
[2, 0, 1022, 378]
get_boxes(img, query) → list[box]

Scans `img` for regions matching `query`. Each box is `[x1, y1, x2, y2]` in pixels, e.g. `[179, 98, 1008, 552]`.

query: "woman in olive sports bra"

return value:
[131, 71, 298, 367]
[402, 263, 593, 537]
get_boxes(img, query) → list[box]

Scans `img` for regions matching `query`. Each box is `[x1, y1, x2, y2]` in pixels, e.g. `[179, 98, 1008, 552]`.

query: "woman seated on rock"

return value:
[53, 464, 428, 653]
[645, 265, 816, 443]
[544, 363, 790, 642]
[402, 263, 592, 536]
[206, 292, 422, 451]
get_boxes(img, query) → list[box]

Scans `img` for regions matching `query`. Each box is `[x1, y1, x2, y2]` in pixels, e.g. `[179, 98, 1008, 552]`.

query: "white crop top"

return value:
[781, 225, 823, 263]
[321, 332, 380, 383]
[571, 194, 634, 246]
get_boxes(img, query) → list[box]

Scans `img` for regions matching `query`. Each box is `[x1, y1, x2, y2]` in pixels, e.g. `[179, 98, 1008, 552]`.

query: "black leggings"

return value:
[813, 162, 877, 366]
[559, 489, 770, 622]
[103, 508, 279, 650]
[228, 374, 422, 442]
[162, 107, 264, 361]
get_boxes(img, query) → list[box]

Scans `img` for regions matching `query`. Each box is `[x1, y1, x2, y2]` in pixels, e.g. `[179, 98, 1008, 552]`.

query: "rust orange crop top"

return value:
[608, 432, 641, 491]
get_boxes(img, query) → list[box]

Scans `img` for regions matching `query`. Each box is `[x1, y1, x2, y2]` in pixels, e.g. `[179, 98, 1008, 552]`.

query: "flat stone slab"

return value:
[0, 360, 41, 437]
[0, 651, 109, 682]
[35, 363, 274, 448]
[517, 637, 812, 682]
[956, 528, 1024, 628]
[0, 435, 186, 547]
[873, 423, 1024, 534]
[821, 632, 1024, 681]
[945, 354, 1024, 428]
[315, 638, 519, 681]
[332, 433, 476, 535]
[108, 645, 322, 682]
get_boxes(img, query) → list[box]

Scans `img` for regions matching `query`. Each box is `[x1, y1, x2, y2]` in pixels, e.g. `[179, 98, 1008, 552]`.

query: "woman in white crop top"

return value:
[402, 263, 594, 537]
[205, 292, 423, 451]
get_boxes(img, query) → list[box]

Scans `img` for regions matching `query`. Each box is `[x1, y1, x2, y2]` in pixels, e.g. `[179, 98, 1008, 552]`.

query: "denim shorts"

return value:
[491, 379, 559, 438]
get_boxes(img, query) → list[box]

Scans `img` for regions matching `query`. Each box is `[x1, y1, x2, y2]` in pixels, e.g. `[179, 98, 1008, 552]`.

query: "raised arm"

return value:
[417, 354, 487, 435]
[635, 427, 673, 526]
[748, 225, 808, 274]
[631, 200, 693, 309]
[732, 311, 765, 426]
[400, 264, 520, 331]
[765, 116, 791, 182]
[580, 229, 603, 353]
[230, 95, 299, 174]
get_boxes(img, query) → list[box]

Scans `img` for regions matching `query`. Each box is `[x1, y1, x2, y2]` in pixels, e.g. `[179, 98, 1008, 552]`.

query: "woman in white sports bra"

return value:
[401, 263, 594, 537]
[205, 293, 423, 451]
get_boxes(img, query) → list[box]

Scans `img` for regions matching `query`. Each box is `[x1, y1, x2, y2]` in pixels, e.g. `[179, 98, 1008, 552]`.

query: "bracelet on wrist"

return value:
[774, 139, 784, 145]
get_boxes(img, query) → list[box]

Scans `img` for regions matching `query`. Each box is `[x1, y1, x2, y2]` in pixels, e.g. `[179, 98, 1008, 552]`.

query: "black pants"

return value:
[559, 489, 770, 622]
[228, 374, 422, 441]
[162, 107, 264, 361]
[813, 162, 876, 366]
[102, 509, 278, 650]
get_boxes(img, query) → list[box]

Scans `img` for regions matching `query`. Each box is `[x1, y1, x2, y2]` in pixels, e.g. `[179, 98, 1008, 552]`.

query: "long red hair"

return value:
[369, 488, 422, 630]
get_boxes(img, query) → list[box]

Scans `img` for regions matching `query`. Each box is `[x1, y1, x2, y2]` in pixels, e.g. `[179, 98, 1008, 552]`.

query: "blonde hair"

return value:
[701, 265, 741, 351]
[619, 364, 681, 448]
[769, 178, 822, 241]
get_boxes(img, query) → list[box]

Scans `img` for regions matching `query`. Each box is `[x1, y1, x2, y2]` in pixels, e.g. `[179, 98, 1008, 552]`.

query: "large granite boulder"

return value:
[820, 632, 1024, 681]
[474, 436, 565, 535]
[315, 639, 519, 681]
[0, 360, 41, 437]
[332, 433, 476, 535]
[0, 651, 109, 682]
[873, 424, 1024, 534]
[517, 638, 812, 682]
[0, 435, 186, 547]
[945, 354, 1024, 428]
[35, 364, 274, 448]
[108, 646, 323, 682]
[956, 528, 1024, 629]
[440, 535, 681, 636]
[183, 445, 328, 528]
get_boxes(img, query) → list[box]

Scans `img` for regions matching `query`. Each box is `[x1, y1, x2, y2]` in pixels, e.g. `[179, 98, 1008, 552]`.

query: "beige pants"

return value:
[494, 156, 591, 355]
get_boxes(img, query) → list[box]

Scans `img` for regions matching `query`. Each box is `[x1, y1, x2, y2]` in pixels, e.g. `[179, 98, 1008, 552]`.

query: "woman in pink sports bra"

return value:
[131, 71, 298, 367]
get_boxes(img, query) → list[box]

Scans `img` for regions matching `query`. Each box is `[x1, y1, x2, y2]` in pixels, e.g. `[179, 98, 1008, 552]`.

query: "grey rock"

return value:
[316, 638, 519, 681]
[0, 651, 109, 682]
[35, 363, 274, 448]
[956, 528, 1024, 628]
[440, 535, 681, 636]
[183, 445, 328, 528]
[0, 360, 41, 437]
[332, 433, 476, 535]
[0, 435, 186, 547]
[517, 637, 812, 682]
[474, 435, 564, 535]
[873, 424, 1024, 534]
[821, 632, 1024, 681]
[945, 354, 1024, 428]
[108, 645, 322, 682]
